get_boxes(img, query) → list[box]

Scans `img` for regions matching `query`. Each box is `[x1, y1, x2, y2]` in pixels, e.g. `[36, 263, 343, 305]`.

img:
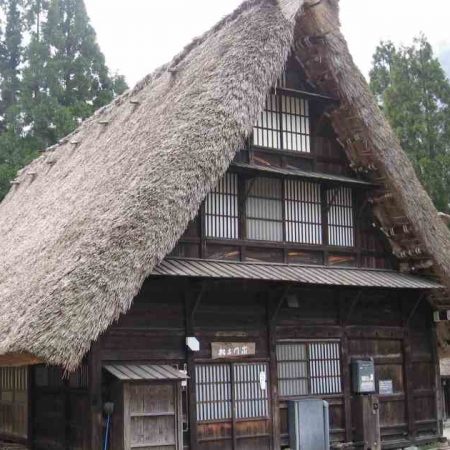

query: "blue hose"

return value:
[103, 414, 111, 450]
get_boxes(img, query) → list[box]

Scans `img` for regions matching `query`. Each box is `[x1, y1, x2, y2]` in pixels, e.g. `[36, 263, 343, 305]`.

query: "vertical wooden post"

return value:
[339, 293, 353, 443]
[402, 294, 418, 440]
[267, 289, 284, 450]
[27, 366, 34, 450]
[64, 375, 71, 450]
[321, 186, 329, 265]
[185, 285, 199, 450]
[88, 342, 103, 450]
[431, 321, 443, 436]
[403, 329, 416, 440]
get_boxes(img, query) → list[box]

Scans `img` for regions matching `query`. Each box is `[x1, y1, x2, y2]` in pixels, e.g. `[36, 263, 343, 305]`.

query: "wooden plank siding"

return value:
[0, 277, 435, 449]
[84, 276, 439, 450]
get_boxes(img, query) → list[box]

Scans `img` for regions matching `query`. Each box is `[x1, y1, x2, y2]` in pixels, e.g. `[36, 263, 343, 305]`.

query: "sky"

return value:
[84, 0, 450, 88]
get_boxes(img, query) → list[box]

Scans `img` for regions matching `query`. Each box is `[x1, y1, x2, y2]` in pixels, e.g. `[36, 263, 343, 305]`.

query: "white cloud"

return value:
[85, 0, 450, 86]
[340, 0, 450, 77]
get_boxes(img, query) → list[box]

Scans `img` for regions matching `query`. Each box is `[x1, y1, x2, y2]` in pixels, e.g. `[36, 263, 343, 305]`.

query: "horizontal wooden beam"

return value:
[0, 352, 43, 367]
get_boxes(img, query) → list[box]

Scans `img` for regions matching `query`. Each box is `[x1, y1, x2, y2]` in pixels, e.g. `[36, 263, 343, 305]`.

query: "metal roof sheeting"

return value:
[104, 364, 188, 381]
[153, 258, 443, 290]
[231, 162, 375, 187]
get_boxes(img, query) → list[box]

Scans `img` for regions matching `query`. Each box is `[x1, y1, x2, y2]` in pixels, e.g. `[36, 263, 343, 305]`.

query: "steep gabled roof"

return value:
[0, 0, 449, 370]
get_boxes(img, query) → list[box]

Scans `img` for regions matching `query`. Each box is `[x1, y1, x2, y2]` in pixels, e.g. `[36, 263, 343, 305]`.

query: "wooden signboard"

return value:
[211, 342, 256, 359]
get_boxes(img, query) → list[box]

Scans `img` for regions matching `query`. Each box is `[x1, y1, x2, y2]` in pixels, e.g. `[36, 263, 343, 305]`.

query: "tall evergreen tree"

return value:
[370, 36, 450, 212]
[0, 0, 127, 199]
[0, 0, 23, 132]
[21, 0, 127, 147]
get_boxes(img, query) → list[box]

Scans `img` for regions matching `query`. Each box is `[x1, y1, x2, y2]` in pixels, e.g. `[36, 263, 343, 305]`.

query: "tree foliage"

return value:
[370, 36, 450, 212]
[0, 0, 127, 200]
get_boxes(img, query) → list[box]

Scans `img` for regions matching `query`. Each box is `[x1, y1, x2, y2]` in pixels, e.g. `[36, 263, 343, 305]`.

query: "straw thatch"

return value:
[0, 0, 449, 370]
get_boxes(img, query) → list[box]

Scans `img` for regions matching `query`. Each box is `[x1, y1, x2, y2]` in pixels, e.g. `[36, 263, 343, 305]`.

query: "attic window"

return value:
[252, 94, 310, 153]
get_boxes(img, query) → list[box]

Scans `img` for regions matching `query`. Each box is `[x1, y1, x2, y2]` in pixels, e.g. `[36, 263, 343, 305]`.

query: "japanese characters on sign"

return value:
[211, 342, 256, 359]
[378, 379, 393, 395]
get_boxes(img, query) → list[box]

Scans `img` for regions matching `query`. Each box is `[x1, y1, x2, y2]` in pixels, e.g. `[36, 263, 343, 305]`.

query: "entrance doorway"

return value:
[195, 362, 270, 449]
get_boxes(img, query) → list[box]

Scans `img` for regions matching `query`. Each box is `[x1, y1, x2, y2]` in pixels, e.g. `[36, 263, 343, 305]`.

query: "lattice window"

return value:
[234, 363, 269, 419]
[285, 180, 322, 244]
[195, 363, 269, 422]
[0, 367, 28, 438]
[196, 364, 231, 421]
[252, 94, 310, 153]
[253, 95, 280, 149]
[327, 187, 354, 247]
[205, 173, 239, 239]
[276, 341, 342, 398]
[246, 177, 283, 242]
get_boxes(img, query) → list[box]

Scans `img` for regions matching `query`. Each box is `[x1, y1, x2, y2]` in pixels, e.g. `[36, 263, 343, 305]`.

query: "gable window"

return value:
[246, 177, 283, 242]
[253, 94, 310, 153]
[205, 173, 239, 239]
[285, 180, 322, 245]
[276, 341, 342, 398]
[327, 187, 354, 247]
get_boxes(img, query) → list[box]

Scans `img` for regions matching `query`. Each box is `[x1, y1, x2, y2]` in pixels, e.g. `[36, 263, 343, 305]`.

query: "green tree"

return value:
[0, 0, 24, 132]
[370, 36, 450, 212]
[21, 0, 127, 148]
[0, 0, 128, 199]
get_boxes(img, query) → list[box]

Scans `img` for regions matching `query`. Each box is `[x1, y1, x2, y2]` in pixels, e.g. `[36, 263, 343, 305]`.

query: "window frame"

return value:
[276, 340, 343, 399]
[203, 172, 355, 249]
[252, 93, 311, 154]
[195, 362, 270, 423]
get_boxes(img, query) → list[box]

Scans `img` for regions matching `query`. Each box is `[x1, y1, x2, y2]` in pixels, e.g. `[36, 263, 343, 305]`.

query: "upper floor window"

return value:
[327, 187, 354, 247]
[253, 94, 310, 153]
[246, 177, 283, 242]
[205, 173, 239, 239]
[285, 179, 322, 245]
[205, 173, 354, 248]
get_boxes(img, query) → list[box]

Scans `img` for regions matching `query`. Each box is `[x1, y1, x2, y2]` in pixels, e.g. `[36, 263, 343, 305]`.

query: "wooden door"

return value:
[195, 363, 271, 450]
[123, 382, 182, 450]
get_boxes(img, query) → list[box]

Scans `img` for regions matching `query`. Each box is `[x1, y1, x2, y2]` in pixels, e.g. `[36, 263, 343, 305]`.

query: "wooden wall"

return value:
[31, 365, 89, 450]
[92, 277, 439, 450]
[0, 367, 28, 443]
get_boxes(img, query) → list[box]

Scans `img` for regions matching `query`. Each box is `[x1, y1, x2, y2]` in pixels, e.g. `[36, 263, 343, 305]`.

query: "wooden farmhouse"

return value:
[1, 0, 450, 449]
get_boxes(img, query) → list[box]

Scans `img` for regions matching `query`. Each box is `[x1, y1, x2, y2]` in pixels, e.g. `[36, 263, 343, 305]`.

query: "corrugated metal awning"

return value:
[231, 161, 375, 187]
[153, 258, 443, 290]
[104, 364, 188, 381]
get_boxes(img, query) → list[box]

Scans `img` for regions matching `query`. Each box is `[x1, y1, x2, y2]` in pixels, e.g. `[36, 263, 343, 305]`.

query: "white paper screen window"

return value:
[195, 364, 231, 421]
[195, 363, 269, 422]
[276, 341, 342, 397]
[327, 187, 354, 247]
[285, 180, 322, 244]
[246, 177, 283, 242]
[252, 94, 310, 152]
[205, 173, 239, 239]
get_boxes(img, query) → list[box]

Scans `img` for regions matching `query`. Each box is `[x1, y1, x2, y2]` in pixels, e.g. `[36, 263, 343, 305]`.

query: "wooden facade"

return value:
[0, 58, 443, 449]
[0, 279, 438, 449]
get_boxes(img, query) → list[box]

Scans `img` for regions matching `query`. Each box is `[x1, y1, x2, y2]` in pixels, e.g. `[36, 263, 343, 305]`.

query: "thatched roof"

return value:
[0, 0, 449, 370]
